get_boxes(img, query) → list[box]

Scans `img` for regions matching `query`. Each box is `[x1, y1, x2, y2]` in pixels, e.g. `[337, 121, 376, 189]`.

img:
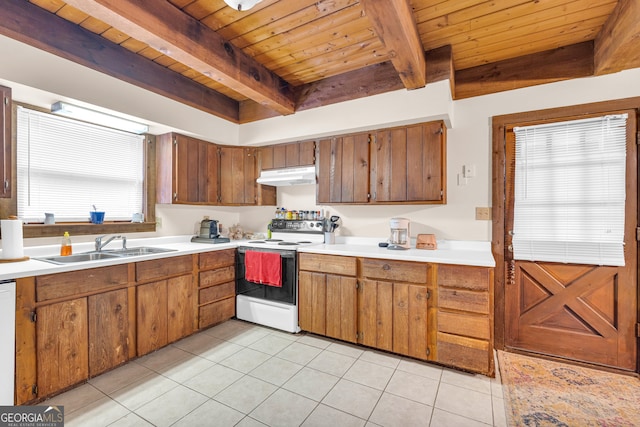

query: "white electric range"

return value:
[235, 219, 325, 333]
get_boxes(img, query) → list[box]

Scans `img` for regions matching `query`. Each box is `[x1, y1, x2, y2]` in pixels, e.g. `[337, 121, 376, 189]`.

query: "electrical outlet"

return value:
[457, 173, 467, 186]
[156, 216, 162, 227]
[475, 207, 491, 220]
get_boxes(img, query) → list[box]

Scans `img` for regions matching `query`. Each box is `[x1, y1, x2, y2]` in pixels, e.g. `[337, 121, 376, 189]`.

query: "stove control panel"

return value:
[271, 219, 323, 233]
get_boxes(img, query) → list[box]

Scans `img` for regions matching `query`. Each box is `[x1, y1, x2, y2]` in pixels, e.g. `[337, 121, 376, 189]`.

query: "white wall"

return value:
[2, 32, 640, 245]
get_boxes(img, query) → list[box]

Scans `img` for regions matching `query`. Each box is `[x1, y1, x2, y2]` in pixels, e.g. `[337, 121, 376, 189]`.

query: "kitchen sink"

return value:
[105, 247, 177, 256]
[36, 247, 177, 264]
[37, 252, 123, 264]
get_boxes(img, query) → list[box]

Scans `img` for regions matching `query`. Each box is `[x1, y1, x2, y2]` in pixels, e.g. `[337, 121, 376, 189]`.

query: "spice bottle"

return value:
[60, 231, 73, 256]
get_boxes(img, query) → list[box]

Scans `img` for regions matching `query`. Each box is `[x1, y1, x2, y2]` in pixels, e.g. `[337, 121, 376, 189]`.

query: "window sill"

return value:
[22, 222, 156, 239]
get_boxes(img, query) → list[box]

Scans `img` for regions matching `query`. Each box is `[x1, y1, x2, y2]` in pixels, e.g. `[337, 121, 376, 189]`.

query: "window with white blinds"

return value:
[16, 106, 145, 223]
[512, 114, 627, 266]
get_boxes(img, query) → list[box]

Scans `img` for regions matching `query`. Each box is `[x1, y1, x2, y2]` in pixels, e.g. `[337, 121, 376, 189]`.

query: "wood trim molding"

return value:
[594, 0, 640, 75]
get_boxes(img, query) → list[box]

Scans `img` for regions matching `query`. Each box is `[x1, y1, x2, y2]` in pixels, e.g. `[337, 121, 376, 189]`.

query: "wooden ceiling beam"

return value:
[455, 42, 594, 100]
[0, 0, 239, 122]
[63, 0, 295, 115]
[594, 0, 640, 75]
[240, 45, 454, 123]
[361, 0, 427, 89]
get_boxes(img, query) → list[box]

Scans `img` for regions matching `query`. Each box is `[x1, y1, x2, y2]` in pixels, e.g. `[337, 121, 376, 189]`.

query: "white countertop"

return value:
[0, 235, 495, 281]
[297, 237, 496, 267]
[0, 235, 237, 281]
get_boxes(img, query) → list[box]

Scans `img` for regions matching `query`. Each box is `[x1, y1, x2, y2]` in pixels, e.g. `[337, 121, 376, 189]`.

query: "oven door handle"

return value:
[237, 247, 297, 259]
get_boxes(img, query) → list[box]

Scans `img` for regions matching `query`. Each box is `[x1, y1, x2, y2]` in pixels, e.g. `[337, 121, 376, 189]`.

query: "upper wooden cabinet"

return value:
[1, 85, 11, 198]
[157, 133, 275, 206]
[260, 140, 315, 170]
[316, 121, 446, 205]
[372, 121, 445, 203]
[156, 133, 218, 204]
[316, 133, 370, 204]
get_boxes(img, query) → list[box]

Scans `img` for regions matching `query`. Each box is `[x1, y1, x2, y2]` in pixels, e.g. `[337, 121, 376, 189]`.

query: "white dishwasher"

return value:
[0, 280, 16, 405]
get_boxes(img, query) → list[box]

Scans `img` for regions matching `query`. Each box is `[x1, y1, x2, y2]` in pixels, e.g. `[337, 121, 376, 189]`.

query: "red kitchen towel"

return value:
[245, 250, 282, 287]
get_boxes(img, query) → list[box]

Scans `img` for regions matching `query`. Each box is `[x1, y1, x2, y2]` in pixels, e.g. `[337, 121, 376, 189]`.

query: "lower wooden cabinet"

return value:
[198, 249, 236, 329]
[88, 289, 129, 377]
[36, 298, 89, 397]
[298, 253, 494, 376]
[436, 264, 494, 374]
[15, 250, 234, 404]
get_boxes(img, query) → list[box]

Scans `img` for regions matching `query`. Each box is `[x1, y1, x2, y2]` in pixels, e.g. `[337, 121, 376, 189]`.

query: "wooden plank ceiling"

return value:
[1, 0, 639, 124]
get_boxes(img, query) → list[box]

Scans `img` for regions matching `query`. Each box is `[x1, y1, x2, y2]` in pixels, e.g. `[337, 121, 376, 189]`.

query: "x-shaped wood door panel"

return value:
[517, 262, 619, 340]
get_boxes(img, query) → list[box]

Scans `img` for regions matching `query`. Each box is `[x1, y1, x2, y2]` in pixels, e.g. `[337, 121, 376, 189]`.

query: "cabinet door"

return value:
[174, 134, 201, 203]
[37, 298, 89, 397]
[316, 134, 369, 203]
[167, 275, 196, 342]
[392, 283, 429, 360]
[220, 146, 256, 205]
[298, 271, 326, 335]
[137, 280, 168, 356]
[325, 275, 357, 343]
[88, 289, 129, 377]
[359, 280, 393, 351]
[1, 85, 11, 198]
[372, 122, 444, 203]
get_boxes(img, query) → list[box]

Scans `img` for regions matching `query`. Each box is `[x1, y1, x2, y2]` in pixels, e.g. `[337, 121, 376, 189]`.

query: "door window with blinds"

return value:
[512, 114, 627, 266]
[16, 106, 144, 222]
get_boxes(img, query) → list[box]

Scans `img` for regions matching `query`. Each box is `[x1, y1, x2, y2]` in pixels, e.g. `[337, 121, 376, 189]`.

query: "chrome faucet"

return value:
[95, 235, 127, 252]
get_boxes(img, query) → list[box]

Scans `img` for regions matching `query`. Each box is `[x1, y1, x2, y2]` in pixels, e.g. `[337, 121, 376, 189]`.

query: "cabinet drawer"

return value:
[438, 310, 490, 340]
[36, 265, 129, 302]
[436, 332, 490, 374]
[136, 255, 193, 282]
[437, 265, 491, 291]
[200, 266, 235, 288]
[361, 258, 429, 284]
[299, 253, 356, 276]
[199, 297, 235, 329]
[438, 288, 489, 314]
[199, 281, 235, 304]
[199, 249, 235, 270]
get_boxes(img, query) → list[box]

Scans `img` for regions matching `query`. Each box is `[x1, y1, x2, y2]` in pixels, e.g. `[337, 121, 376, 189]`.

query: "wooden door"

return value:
[503, 111, 638, 371]
[359, 280, 393, 351]
[137, 280, 168, 356]
[88, 289, 128, 377]
[316, 134, 369, 204]
[167, 275, 196, 342]
[325, 275, 357, 343]
[298, 271, 326, 335]
[37, 298, 89, 396]
[1, 85, 10, 198]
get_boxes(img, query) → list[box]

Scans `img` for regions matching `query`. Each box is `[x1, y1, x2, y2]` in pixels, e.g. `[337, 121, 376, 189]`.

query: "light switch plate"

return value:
[463, 164, 476, 178]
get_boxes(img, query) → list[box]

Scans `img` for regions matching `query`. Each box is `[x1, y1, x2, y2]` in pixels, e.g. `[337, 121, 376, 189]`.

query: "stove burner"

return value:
[297, 241, 312, 244]
[247, 240, 266, 244]
[265, 239, 283, 242]
[278, 242, 299, 246]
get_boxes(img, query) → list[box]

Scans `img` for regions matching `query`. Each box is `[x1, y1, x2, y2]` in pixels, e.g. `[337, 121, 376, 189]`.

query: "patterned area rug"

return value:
[498, 351, 640, 426]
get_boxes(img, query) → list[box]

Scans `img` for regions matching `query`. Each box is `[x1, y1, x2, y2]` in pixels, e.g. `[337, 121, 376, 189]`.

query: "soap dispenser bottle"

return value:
[60, 231, 73, 256]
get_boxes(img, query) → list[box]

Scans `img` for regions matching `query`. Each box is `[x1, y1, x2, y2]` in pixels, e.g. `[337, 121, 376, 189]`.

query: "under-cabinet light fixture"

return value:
[51, 101, 149, 134]
[223, 0, 262, 12]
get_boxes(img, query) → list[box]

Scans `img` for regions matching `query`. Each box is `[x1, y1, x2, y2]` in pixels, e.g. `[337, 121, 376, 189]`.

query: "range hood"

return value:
[256, 165, 316, 186]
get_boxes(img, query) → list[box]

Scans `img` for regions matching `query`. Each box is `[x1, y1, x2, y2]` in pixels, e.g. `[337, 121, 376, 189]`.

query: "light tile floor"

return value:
[43, 319, 508, 426]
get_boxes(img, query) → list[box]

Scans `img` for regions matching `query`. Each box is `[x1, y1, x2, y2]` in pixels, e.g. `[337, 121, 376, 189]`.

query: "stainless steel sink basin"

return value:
[37, 252, 123, 264]
[106, 247, 177, 256]
[36, 247, 177, 264]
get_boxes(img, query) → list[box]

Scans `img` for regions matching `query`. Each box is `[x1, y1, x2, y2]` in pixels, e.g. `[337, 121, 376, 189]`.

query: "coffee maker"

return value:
[190, 218, 230, 243]
[388, 217, 410, 250]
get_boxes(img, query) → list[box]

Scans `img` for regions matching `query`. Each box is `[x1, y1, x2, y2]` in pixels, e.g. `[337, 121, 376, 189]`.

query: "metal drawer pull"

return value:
[382, 264, 390, 271]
